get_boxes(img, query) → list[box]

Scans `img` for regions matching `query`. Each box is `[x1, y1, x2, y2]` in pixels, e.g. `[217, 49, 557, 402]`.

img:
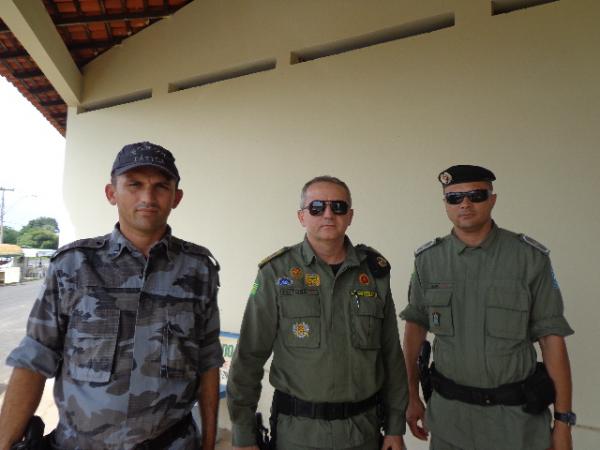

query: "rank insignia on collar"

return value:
[432, 312, 441, 327]
[358, 273, 370, 285]
[278, 277, 294, 287]
[292, 321, 310, 339]
[290, 267, 303, 279]
[305, 273, 320, 287]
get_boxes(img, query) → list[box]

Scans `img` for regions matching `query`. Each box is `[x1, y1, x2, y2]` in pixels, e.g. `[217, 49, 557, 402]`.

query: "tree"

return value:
[17, 227, 58, 249]
[1, 226, 18, 244]
[22, 217, 59, 233]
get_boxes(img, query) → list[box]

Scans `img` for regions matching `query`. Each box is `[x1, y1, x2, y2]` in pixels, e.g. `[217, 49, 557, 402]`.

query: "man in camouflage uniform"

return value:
[0, 142, 223, 450]
[401, 165, 575, 450]
[227, 176, 408, 450]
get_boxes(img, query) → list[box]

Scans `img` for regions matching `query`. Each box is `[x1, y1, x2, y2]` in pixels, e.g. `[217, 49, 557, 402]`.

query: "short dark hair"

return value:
[300, 175, 352, 209]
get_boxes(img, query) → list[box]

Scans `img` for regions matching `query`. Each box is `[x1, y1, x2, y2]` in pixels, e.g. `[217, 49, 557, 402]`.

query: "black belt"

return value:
[134, 412, 194, 450]
[431, 364, 527, 406]
[273, 390, 379, 421]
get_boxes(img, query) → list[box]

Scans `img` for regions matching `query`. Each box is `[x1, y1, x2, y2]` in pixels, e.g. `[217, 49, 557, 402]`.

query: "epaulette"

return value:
[50, 236, 108, 261]
[414, 238, 440, 256]
[178, 240, 220, 270]
[356, 244, 391, 278]
[258, 246, 291, 268]
[520, 234, 550, 255]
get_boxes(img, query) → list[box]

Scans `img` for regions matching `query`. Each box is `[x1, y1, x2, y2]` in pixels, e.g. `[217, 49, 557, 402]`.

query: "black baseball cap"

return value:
[438, 165, 495, 186]
[111, 141, 180, 182]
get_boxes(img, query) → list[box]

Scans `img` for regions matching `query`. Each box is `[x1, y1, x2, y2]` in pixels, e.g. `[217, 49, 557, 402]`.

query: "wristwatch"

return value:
[554, 411, 577, 426]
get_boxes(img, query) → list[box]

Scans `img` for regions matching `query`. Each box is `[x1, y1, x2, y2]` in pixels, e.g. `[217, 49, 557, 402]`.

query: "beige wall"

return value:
[62, 0, 599, 445]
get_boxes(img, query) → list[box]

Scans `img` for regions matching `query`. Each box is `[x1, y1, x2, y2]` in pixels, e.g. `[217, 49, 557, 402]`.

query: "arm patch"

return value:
[520, 234, 550, 255]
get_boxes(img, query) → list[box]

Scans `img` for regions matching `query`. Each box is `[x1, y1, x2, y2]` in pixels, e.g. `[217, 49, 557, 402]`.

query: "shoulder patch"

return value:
[520, 234, 550, 255]
[356, 244, 391, 278]
[179, 240, 220, 270]
[415, 238, 440, 256]
[259, 247, 291, 268]
[51, 236, 109, 261]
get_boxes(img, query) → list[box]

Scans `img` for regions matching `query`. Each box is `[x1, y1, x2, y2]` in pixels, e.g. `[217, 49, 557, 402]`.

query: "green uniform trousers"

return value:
[278, 437, 380, 450]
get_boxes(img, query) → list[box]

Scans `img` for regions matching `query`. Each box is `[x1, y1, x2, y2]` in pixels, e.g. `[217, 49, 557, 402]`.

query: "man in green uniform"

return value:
[401, 165, 575, 450]
[227, 176, 408, 450]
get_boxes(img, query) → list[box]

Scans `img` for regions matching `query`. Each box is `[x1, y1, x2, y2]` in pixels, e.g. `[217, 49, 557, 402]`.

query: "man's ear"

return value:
[173, 189, 184, 209]
[105, 183, 117, 205]
[297, 209, 306, 228]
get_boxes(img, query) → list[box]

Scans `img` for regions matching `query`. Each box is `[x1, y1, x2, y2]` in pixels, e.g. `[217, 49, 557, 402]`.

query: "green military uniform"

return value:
[400, 224, 574, 450]
[227, 237, 408, 449]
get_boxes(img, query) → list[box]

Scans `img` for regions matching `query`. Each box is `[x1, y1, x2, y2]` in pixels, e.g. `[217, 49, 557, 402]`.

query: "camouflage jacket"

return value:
[7, 226, 224, 449]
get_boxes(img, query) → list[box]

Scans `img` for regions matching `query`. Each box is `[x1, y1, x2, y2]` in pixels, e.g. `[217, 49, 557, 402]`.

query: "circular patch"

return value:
[439, 171, 452, 185]
[290, 267, 303, 279]
[376, 256, 388, 268]
[292, 321, 310, 339]
[358, 273, 370, 285]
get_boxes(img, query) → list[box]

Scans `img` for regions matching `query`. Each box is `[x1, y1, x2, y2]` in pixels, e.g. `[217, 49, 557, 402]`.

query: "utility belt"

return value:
[430, 362, 555, 414]
[135, 412, 195, 450]
[273, 389, 379, 420]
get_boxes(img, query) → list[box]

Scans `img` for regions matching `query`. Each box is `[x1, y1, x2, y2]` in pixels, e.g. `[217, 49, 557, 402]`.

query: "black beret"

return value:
[438, 165, 496, 186]
[111, 141, 180, 181]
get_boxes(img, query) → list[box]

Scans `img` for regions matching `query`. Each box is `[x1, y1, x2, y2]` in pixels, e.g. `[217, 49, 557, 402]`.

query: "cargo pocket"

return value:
[280, 294, 321, 348]
[66, 308, 120, 382]
[424, 289, 454, 336]
[485, 286, 529, 354]
[350, 294, 385, 350]
[161, 305, 201, 379]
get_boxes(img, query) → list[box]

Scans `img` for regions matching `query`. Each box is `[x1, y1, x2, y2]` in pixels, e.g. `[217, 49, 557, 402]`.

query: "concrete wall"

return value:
[62, 0, 599, 445]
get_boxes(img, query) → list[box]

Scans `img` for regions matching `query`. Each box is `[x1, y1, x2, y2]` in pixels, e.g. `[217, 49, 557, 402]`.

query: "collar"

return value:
[300, 235, 361, 268]
[450, 221, 499, 254]
[108, 223, 175, 260]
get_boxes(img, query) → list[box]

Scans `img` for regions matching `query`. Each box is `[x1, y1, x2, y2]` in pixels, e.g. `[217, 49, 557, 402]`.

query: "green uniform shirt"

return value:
[400, 224, 574, 450]
[227, 237, 408, 448]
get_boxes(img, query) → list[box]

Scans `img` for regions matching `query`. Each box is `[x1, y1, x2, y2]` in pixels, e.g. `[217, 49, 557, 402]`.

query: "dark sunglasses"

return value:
[302, 200, 350, 216]
[444, 189, 492, 205]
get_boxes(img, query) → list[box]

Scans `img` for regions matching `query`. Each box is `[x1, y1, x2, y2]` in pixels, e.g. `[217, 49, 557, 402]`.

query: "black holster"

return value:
[417, 340, 433, 402]
[522, 363, 556, 414]
[10, 416, 48, 450]
[255, 412, 272, 450]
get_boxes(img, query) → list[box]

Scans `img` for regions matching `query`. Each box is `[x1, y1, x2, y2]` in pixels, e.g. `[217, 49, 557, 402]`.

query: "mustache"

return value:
[135, 202, 160, 209]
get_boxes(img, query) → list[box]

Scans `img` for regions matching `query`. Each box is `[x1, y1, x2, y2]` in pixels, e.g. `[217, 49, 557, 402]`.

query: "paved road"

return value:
[0, 280, 43, 390]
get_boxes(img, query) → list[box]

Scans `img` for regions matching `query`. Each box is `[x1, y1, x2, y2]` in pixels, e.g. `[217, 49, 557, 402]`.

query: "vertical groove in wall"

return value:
[78, 89, 153, 113]
[290, 13, 455, 65]
[168, 59, 277, 93]
[491, 0, 560, 15]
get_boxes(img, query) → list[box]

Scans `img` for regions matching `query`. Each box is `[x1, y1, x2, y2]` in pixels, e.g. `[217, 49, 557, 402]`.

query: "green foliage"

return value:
[22, 217, 59, 233]
[17, 227, 58, 249]
[1, 226, 18, 244]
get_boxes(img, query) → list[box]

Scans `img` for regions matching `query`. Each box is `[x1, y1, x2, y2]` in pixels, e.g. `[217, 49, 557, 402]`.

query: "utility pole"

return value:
[0, 187, 15, 244]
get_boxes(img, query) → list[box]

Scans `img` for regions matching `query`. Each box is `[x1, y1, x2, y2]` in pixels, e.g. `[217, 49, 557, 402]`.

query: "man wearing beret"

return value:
[227, 175, 408, 450]
[0, 142, 223, 449]
[400, 165, 574, 450]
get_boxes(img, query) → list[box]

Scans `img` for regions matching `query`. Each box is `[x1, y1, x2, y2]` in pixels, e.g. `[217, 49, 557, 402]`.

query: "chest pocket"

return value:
[485, 286, 530, 350]
[424, 289, 454, 336]
[350, 293, 385, 350]
[280, 294, 321, 348]
[160, 302, 202, 379]
[65, 289, 120, 383]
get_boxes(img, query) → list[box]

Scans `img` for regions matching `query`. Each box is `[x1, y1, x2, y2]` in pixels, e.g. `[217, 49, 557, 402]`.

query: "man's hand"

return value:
[548, 421, 572, 450]
[233, 446, 259, 450]
[380, 434, 405, 450]
[406, 396, 428, 441]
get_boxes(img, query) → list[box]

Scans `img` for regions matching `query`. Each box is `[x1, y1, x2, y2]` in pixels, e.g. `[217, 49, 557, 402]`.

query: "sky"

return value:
[0, 76, 74, 241]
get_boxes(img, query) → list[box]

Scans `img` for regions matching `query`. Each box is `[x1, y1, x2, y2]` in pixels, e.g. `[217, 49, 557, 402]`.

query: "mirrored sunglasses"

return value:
[302, 200, 349, 216]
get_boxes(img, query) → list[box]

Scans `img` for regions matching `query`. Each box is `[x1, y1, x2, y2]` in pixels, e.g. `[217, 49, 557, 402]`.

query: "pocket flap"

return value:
[281, 295, 320, 318]
[424, 290, 452, 306]
[354, 297, 385, 318]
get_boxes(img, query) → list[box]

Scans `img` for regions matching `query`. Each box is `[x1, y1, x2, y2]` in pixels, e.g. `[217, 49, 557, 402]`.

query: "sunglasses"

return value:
[444, 189, 492, 205]
[302, 200, 350, 216]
